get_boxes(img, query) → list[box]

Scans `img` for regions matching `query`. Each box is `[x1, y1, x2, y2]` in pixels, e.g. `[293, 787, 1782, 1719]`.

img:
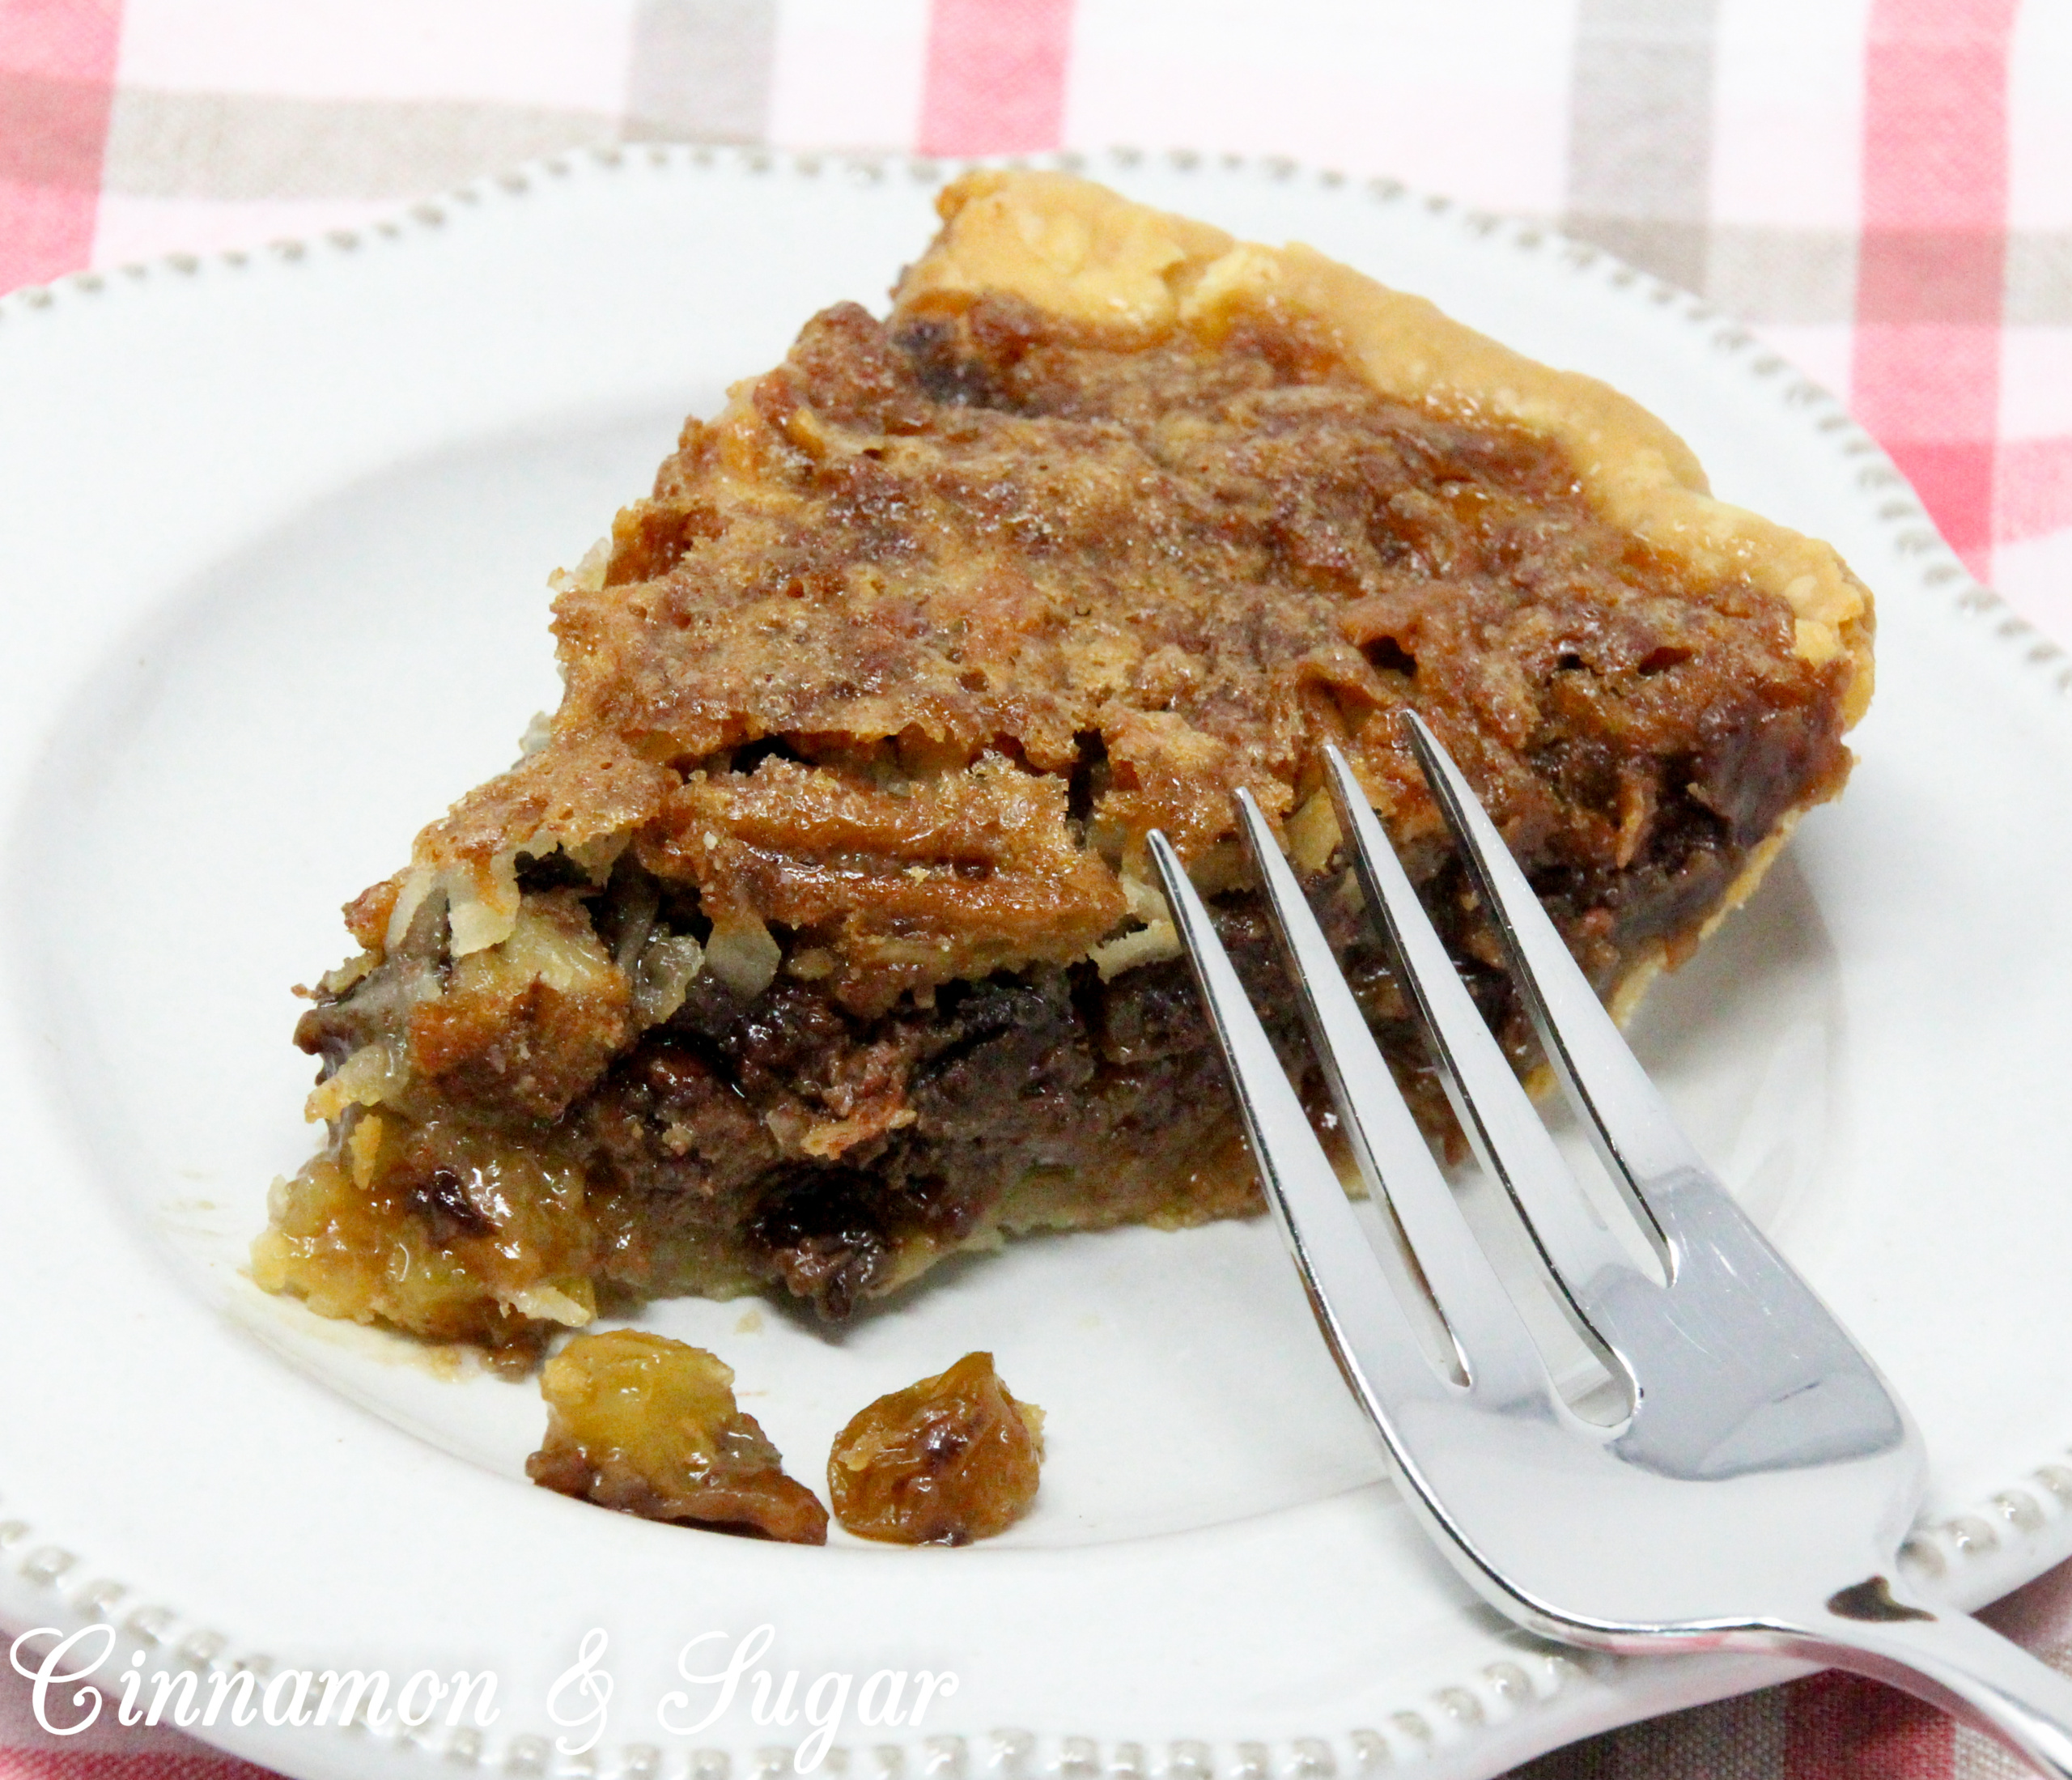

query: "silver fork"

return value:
[1147, 713, 2072, 1778]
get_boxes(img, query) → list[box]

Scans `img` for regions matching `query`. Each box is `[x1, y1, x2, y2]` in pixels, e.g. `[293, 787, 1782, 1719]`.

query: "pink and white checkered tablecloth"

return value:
[2, 3, 2069, 1777]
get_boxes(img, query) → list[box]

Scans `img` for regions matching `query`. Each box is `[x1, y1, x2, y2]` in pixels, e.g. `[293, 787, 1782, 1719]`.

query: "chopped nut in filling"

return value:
[525, 1330, 828, 1543]
[257, 171, 1872, 1364]
[828, 1352, 1044, 1544]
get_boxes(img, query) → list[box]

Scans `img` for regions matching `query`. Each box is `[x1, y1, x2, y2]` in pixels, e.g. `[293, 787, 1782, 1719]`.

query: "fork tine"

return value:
[1165, 806, 1552, 1408]
[1396, 713, 1708, 1272]
[1323, 743, 1663, 1354]
[1144, 831, 1471, 1421]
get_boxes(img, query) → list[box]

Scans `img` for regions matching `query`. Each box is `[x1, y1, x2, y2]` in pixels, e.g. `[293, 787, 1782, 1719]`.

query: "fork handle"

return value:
[1774, 1586, 2072, 1778]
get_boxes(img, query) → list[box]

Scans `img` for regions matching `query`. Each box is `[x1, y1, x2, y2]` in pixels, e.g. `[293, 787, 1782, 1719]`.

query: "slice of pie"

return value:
[253, 171, 1873, 1369]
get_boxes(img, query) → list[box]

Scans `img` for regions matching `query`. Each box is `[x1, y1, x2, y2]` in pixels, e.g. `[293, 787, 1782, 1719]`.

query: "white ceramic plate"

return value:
[5, 149, 2072, 1780]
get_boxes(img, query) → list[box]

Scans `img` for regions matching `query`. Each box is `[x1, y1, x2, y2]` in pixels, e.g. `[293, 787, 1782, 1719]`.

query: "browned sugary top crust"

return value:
[388, 172, 1873, 1012]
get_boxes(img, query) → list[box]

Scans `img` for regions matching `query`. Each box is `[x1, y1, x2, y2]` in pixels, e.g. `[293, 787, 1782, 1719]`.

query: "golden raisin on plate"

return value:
[526, 1329, 827, 1543]
[828, 1351, 1043, 1544]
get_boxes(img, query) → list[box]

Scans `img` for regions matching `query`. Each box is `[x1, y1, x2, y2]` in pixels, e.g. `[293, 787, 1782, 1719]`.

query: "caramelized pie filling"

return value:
[258, 177, 1866, 1365]
[829, 1352, 1044, 1544]
[524, 1329, 828, 1543]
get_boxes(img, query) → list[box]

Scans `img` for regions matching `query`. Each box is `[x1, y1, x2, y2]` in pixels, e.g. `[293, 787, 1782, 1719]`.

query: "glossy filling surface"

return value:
[829, 1352, 1045, 1544]
[525, 1329, 827, 1542]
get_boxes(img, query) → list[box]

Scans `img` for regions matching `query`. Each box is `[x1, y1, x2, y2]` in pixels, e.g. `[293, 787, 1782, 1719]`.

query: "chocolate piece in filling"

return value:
[253, 172, 1871, 1368]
